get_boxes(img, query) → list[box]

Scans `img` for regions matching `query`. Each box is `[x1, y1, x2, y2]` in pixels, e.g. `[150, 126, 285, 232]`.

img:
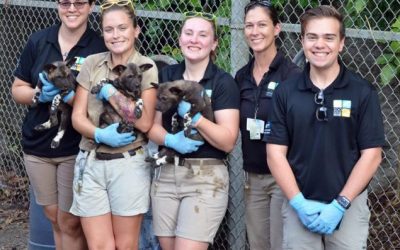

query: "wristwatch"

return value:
[336, 195, 351, 209]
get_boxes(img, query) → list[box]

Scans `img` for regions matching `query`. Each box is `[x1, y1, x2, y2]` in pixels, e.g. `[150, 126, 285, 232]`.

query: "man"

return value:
[264, 5, 385, 249]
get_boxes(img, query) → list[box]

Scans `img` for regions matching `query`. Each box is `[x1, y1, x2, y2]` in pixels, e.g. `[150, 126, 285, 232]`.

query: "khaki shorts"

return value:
[24, 153, 76, 212]
[244, 172, 284, 250]
[282, 190, 370, 250]
[151, 159, 229, 243]
[70, 148, 151, 217]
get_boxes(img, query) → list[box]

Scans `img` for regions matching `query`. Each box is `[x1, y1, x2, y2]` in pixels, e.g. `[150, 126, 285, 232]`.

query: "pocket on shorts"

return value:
[72, 151, 88, 193]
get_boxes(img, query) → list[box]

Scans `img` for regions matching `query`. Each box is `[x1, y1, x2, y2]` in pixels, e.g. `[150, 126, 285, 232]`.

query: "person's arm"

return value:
[71, 85, 97, 139]
[107, 87, 157, 133]
[339, 147, 382, 201]
[266, 143, 300, 199]
[192, 109, 239, 153]
[11, 77, 37, 105]
[147, 111, 167, 145]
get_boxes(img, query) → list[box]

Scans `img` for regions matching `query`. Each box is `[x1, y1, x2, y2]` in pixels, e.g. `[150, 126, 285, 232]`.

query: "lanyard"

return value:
[253, 73, 269, 119]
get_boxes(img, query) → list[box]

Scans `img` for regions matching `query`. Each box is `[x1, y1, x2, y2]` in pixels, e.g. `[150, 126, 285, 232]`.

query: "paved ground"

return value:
[0, 220, 28, 250]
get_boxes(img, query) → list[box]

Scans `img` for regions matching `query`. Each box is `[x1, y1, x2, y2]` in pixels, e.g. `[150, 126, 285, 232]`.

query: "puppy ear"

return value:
[139, 63, 153, 73]
[150, 82, 159, 89]
[66, 57, 77, 68]
[169, 86, 183, 96]
[43, 64, 57, 74]
[112, 65, 127, 76]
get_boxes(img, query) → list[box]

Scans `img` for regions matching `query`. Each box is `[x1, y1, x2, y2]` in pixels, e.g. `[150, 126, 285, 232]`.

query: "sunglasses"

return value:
[100, 0, 134, 13]
[244, 0, 272, 13]
[314, 90, 328, 121]
[58, 1, 89, 9]
[183, 11, 217, 30]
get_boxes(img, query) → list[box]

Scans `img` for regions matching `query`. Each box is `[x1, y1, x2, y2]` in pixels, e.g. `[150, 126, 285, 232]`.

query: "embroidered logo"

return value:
[70, 56, 86, 72]
[264, 121, 271, 135]
[266, 81, 279, 97]
[333, 100, 351, 118]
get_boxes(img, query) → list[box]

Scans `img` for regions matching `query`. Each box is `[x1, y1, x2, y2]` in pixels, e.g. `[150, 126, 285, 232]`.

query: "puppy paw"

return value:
[134, 99, 144, 118]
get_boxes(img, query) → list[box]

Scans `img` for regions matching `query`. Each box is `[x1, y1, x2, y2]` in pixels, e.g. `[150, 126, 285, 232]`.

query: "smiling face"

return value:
[301, 17, 344, 72]
[244, 6, 280, 54]
[179, 17, 218, 64]
[102, 9, 139, 57]
[57, 1, 93, 31]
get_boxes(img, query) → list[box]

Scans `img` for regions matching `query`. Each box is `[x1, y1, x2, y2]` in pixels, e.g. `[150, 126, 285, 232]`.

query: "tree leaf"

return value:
[390, 41, 400, 54]
[376, 54, 395, 64]
[380, 64, 397, 86]
[354, 0, 367, 13]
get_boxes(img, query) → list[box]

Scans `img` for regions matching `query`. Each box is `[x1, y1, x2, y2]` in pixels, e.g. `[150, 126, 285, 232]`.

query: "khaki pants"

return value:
[245, 172, 284, 250]
[282, 190, 370, 250]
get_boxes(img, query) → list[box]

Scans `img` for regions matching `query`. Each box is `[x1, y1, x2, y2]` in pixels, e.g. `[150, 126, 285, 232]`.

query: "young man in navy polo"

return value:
[264, 5, 385, 249]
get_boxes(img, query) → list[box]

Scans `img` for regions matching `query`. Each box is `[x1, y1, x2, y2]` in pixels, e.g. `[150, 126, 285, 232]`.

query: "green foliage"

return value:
[376, 16, 400, 86]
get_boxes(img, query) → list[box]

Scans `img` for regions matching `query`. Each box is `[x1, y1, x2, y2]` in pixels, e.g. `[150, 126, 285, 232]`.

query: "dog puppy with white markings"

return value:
[148, 79, 214, 167]
[90, 62, 153, 138]
[33, 58, 77, 148]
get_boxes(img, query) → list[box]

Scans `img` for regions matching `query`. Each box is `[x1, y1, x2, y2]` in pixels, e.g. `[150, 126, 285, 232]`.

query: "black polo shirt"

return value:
[235, 52, 300, 174]
[264, 61, 385, 202]
[159, 60, 240, 159]
[14, 24, 107, 157]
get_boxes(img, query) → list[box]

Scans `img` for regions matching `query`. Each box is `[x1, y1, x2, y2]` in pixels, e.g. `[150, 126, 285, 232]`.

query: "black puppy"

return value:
[148, 80, 214, 167]
[33, 58, 77, 149]
[90, 63, 153, 137]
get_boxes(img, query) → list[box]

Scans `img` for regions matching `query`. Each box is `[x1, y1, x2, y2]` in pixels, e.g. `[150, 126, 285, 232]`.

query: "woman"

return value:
[11, 1, 106, 249]
[234, 1, 301, 249]
[147, 11, 240, 250]
[69, 0, 158, 249]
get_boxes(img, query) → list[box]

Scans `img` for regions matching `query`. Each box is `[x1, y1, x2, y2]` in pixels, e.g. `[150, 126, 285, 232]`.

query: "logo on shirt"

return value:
[70, 56, 86, 72]
[264, 121, 271, 135]
[205, 89, 212, 98]
[333, 100, 351, 118]
[266, 81, 279, 97]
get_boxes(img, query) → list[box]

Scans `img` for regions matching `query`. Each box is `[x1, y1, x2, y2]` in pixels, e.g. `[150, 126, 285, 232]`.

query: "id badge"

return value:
[246, 118, 265, 140]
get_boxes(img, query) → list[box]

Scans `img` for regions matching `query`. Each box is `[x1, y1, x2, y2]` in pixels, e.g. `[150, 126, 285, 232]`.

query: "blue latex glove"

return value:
[94, 123, 135, 147]
[308, 199, 345, 234]
[38, 72, 60, 103]
[63, 90, 75, 103]
[96, 83, 117, 101]
[164, 130, 204, 154]
[289, 193, 328, 228]
[177, 100, 201, 124]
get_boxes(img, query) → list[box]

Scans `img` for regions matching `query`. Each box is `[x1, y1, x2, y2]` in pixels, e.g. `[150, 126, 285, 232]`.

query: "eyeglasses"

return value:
[314, 90, 328, 121]
[58, 1, 89, 9]
[183, 11, 217, 30]
[244, 0, 272, 13]
[100, 0, 135, 13]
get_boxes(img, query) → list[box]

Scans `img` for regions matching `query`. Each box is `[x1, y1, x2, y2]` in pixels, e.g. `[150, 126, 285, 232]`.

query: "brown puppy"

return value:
[91, 63, 153, 135]
[33, 58, 77, 148]
[148, 80, 214, 167]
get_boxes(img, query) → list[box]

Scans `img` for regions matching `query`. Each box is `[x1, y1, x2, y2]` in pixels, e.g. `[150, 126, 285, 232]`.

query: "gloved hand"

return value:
[96, 83, 117, 101]
[38, 72, 60, 103]
[177, 100, 201, 124]
[289, 192, 328, 228]
[62, 90, 75, 103]
[164, 130, 204, 154]
[94, 123, 136, 147]
[308, 199, 345, 234]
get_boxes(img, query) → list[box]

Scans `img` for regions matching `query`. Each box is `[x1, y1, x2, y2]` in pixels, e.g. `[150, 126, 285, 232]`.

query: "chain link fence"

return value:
[0, 0, 399, 249]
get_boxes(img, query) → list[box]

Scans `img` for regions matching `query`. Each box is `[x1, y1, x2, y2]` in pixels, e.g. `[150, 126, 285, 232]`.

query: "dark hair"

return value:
[300, 5, 345, 39]
[244, 1, 279, 25]
[180, 15, 218, 62]
[88, 0, 95, 4]
[100, 1, 137, 28]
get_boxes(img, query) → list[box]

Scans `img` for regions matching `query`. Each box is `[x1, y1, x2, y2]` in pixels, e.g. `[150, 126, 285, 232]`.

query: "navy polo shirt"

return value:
[264, 62, 385, 202]
[159, 60, 240, 159]
[14, 24, 107, 157]
[235, 52, 300, 174]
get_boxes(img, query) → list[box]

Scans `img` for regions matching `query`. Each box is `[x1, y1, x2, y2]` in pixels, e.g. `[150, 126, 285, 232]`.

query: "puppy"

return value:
[148, 80, 214, 167]
[33, 58, 77, 149]
[90, 63, 153, 136]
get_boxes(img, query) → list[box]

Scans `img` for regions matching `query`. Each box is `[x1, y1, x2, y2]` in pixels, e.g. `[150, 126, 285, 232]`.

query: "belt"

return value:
[177, 157, 225, 166]
[95, 147, 142, 161]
